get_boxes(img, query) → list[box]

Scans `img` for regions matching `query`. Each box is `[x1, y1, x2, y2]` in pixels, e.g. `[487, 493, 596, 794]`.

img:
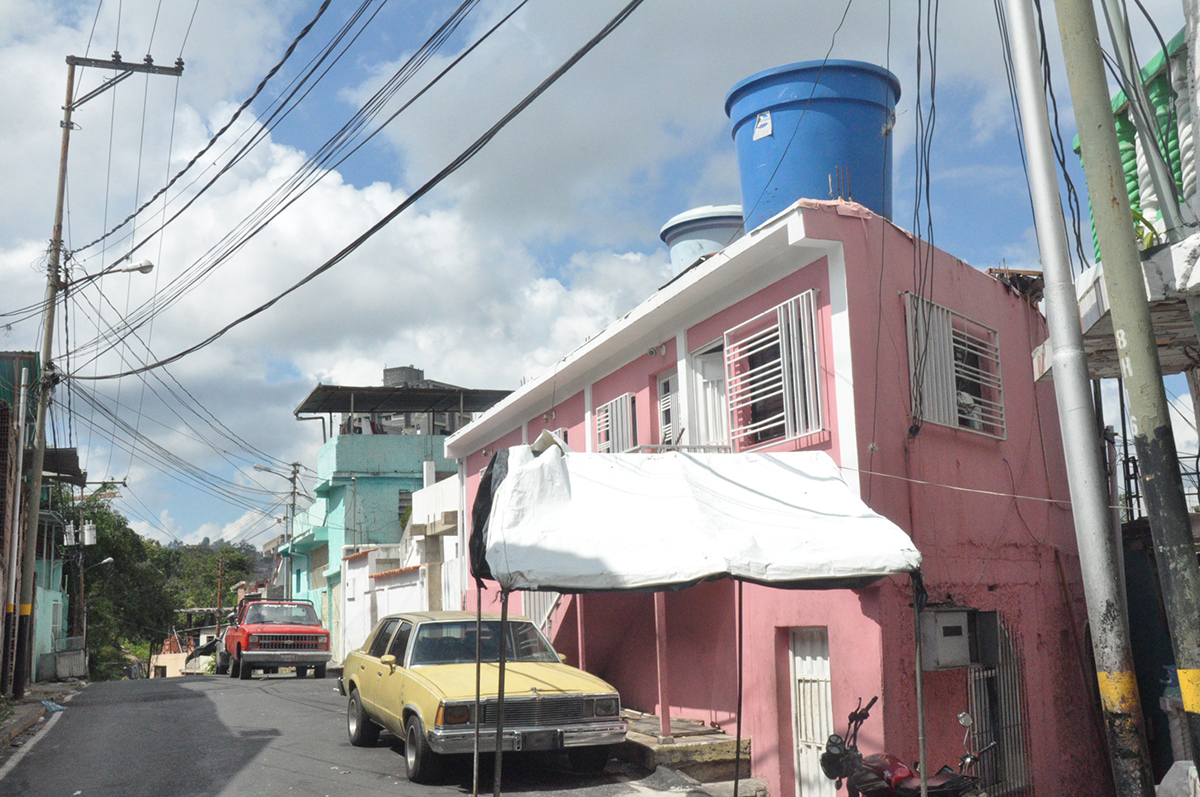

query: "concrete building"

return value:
[445, 195, 1106, 797]
[279, 371, 507, 661]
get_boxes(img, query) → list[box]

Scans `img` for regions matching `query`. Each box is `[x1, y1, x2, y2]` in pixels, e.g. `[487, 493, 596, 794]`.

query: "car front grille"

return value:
[255, 634, 323, 651]
[481, 696, 587, 726]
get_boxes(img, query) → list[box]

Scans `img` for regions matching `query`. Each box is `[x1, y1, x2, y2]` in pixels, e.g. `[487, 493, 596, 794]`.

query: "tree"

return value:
[57, 485, 172, 680]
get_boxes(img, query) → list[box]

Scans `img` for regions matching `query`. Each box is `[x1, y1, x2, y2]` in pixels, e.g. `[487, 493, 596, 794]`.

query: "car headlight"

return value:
[593, 697, 619, 717]
[437, 703, 472, 726]
[248, 634, 260, 647]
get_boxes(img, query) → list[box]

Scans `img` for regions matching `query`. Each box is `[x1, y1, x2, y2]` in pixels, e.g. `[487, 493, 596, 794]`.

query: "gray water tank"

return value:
[659, 205, 744, 275]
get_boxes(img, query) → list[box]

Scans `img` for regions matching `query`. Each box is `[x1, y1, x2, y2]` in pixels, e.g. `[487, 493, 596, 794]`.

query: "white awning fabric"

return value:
[481, 443, 921, 592]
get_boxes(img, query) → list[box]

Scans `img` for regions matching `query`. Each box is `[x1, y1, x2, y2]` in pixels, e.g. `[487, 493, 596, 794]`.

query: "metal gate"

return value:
[791, 627, 836, 797]
[967, 618, 1034, 796]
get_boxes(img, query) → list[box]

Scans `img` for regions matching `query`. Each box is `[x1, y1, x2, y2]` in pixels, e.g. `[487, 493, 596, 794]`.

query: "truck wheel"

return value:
[313, 664, 327, 679]
[229, 657, 240, 678]
[347, 690, 380, 747]
[296, 666, 308, 678]
[567, 745, 610, 774]
[405, 714, 442, 784]
[238, 658, 253, 680]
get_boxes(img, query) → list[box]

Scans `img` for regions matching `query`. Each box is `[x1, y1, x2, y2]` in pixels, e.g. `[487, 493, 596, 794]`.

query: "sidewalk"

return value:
[0, 680, 86, 748]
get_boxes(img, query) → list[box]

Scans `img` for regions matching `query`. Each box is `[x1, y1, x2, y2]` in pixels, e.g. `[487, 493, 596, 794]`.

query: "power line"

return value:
[72, 0, 650, 381]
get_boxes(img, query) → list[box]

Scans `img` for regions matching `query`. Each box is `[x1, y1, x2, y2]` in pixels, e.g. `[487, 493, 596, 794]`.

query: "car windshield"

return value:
[243, 603, 320, 626]
[409, 621, 559, 666]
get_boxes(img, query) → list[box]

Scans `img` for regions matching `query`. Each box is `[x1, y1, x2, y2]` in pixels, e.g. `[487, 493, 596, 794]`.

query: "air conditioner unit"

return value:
[920, 607, 1000, 671]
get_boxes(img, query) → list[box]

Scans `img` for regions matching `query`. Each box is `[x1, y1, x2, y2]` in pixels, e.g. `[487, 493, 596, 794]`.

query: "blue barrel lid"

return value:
[724, 59, 901, 121]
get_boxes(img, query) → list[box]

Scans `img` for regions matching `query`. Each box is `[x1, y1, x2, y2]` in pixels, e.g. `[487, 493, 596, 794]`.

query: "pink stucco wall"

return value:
[457, 201, 1108, 797]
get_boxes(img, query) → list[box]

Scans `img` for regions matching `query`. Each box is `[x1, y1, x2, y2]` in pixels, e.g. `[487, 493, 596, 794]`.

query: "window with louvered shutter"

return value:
[723, 291, 823, 451]
[905, 293, 1005, 439]
[595, 393, 636, 453]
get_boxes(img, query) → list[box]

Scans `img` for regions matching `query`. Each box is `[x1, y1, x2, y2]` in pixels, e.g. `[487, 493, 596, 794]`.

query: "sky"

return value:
[1, 0, 1194, 546]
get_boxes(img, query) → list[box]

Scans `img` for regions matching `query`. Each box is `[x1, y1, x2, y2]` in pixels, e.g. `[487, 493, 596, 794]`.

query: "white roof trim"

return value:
[445, 201, 843, 459]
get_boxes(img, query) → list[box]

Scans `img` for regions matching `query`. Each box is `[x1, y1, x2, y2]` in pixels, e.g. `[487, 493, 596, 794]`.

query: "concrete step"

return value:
[619, 711, 752, 784]
[701, 778, 769, 797]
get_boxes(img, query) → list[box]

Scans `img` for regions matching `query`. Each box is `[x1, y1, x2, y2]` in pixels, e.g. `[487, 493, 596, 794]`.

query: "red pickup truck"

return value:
[220, 599, 332, 680]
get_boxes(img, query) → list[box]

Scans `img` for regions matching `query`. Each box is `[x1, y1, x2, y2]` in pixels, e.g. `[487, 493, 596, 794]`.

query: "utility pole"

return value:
[14, 52, 182, 698]
[1002, 0, 1154, 791]
[1055, 0, 1200, 768]
[2, 367, 30, 696]
[216, 553, 224, 635]
[285, 462, 299, 600]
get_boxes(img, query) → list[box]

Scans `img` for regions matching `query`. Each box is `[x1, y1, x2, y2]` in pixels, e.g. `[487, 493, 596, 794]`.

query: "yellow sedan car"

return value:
[339, 611, 628, 783]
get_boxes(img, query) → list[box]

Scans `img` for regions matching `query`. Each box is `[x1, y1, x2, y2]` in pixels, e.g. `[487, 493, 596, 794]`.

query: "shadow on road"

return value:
[2, 678, 274, 797]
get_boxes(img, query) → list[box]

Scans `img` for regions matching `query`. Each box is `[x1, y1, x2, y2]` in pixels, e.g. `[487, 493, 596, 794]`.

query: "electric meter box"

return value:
[920, 607, 1000, 671]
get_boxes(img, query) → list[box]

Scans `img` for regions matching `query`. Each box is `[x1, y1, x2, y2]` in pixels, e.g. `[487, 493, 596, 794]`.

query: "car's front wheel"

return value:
[314, 663, 327, 679]
[404, 715, 442, 784]
[296, 666, 308, 678]
[238, 650, 253, 680]
[347, 690, 380, 747]
[229, 656, 240, 678]
[567, 745, 610, 774]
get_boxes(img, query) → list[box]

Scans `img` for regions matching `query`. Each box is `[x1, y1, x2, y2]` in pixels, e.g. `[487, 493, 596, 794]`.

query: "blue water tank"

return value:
[725, 60, 901, 231]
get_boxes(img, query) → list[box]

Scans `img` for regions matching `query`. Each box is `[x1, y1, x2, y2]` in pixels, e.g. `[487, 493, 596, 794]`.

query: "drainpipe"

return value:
[1003, 0, 1155, 790]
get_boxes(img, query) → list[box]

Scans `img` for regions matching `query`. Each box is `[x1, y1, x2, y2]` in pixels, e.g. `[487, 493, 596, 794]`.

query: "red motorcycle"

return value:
[820, 696, 995, 797]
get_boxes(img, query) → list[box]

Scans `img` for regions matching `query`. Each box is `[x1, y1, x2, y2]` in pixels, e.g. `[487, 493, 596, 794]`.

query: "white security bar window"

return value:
[905, 293, 1005, 438]
[723, 290, 823, 451]
[595, 392, 637, 453]
[658, 371, 678, 445]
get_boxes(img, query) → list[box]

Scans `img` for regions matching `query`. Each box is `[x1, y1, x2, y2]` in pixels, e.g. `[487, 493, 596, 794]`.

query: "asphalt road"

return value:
[0, 673, 710, 797]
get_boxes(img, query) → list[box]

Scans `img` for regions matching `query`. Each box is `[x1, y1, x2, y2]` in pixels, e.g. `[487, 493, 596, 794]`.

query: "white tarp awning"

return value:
[477, 442, 921, 592]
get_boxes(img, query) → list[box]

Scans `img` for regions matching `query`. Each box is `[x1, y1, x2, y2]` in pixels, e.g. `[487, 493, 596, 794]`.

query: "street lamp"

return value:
[84, 556, 114, 571]
[62, 259, 155, 289]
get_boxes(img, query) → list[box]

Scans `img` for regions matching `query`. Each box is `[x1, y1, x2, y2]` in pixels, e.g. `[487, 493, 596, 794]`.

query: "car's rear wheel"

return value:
[313, 663, 327, 679]
[296, 666, 308, 678]
[347, 690, 380, 747]
[567, 745, 610, 774]
[405, 715, 442, 784]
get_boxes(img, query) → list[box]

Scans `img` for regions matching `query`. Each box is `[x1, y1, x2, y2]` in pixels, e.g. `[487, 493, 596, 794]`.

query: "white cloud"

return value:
[2, 0, 1189, 541]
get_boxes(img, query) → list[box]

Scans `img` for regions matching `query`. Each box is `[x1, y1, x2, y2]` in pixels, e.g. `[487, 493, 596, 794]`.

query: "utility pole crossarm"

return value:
[66, 54, 184, 77]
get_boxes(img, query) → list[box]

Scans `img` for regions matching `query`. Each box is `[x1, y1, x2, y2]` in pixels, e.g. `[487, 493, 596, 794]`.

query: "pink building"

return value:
[444, 197, 1109, 797]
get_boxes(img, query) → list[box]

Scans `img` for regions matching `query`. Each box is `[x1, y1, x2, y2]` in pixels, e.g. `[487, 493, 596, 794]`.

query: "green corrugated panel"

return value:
[0, 352, 39, 418]
[1146, 73, 1184, 201]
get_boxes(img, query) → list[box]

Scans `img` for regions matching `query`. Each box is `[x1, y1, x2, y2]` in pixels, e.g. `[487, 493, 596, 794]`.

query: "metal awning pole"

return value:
[913, 573, 928, 797]
[472, 584, 482, 797]
[492, 590, 509, 797]
[733, 580, 744, 797]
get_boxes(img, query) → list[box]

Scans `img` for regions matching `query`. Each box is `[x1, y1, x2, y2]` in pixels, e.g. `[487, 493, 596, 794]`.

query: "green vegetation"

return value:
[53, 486, 268, 680]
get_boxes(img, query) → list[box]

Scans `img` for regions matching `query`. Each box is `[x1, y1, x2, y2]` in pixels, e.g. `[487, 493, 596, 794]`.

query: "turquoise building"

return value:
[282, 432, 454, 661]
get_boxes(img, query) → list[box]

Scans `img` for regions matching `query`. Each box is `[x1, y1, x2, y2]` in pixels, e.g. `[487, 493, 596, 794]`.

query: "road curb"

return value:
[0, 704, 45, 747]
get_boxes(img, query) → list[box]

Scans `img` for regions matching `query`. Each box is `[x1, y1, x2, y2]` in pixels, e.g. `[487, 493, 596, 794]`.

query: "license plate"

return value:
[517, 730, 559, 751]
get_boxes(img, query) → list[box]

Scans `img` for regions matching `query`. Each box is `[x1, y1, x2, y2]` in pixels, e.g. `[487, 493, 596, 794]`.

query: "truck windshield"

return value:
[409, 621, 558, 666]
[243, 603, 320, 626]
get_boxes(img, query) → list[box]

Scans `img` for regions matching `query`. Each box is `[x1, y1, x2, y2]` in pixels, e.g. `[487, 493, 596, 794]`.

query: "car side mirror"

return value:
[380, 654, 397, 668]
